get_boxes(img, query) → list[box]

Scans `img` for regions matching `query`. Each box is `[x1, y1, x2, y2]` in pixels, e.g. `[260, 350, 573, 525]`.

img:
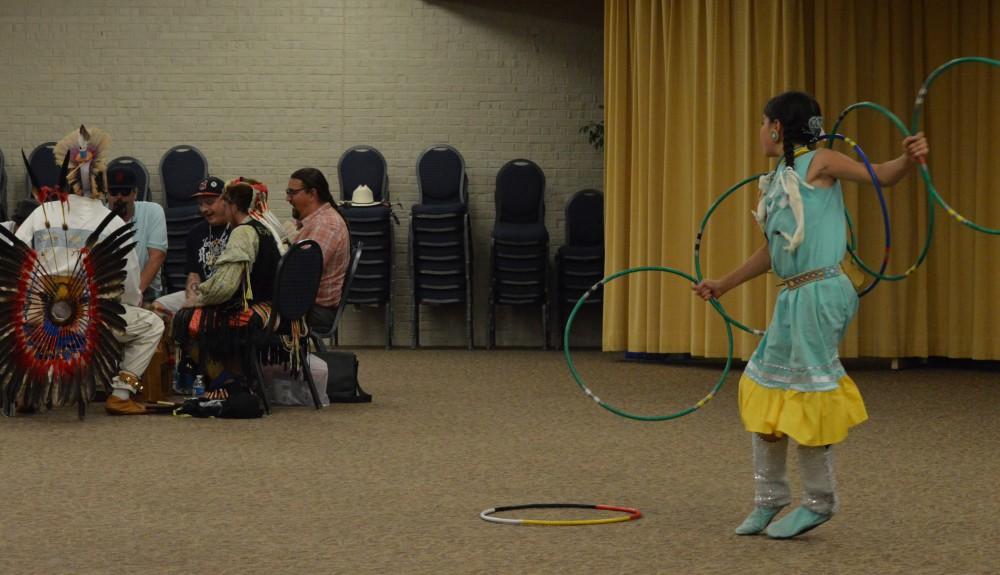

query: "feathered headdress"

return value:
[54, 125, 111, 199]
[0, 153, 135, 419]
[228, 176, 290, 253]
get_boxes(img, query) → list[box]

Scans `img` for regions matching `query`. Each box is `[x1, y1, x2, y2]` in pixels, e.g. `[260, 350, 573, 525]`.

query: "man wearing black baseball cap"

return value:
[106, 165, 167, 302]
[153, 176, 231, 314]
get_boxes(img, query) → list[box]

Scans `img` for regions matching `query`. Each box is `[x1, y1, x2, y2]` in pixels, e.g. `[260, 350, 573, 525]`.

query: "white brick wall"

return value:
[0, 0, 604, 348]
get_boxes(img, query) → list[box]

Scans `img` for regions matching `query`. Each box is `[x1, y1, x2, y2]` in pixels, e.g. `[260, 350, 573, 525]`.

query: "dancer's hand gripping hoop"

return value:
[563, 266, 734, 422]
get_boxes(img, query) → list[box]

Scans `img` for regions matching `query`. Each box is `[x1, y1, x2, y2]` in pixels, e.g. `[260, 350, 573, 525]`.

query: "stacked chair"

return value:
[24, 142, 58, 197]
[107, 156, 152, 201]
[337, 145, 394, 348]
[0, 146, 7, 221]
[488, 159, 549, 349]
[554, 189, 605, 349]
[409, 145, 474, 349]
[159, 145, 208, 294]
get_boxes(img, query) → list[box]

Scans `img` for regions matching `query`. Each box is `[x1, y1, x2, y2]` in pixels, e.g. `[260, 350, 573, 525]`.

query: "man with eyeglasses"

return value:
[284, 167, 350, 332]
[106, 165, 167, 302]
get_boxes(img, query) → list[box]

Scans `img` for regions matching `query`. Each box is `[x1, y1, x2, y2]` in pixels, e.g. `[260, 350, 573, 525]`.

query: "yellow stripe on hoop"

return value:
[521, 516, 634, 526]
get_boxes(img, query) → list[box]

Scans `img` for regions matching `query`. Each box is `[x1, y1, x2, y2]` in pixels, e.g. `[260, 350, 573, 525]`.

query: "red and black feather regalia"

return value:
[0, 140, 135, 419]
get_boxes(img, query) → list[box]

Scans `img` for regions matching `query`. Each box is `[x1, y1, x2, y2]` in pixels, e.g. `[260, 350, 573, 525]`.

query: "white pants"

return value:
[116, 305, 165, 378]
[153, 291, 187, 315]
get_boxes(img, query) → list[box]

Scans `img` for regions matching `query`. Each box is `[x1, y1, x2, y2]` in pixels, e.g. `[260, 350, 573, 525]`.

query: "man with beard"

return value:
[285, 167, 350, 332]
[106, 165, 167, 303]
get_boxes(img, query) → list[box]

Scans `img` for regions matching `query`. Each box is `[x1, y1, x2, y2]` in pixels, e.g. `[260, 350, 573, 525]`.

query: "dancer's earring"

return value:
[770, 131, 779, 142]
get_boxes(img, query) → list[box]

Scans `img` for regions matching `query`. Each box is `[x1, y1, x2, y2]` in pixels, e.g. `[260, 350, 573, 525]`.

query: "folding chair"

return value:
[159, 145, 208, 208]
[310, 241, 363, 352]
[163, 207, 203, 293]
[107, 156, 152, 201]
[24, 142, 58, 197]
[0, 146, 7, 221]
[247, 239, 325, 413]
[555, 189, 604, 349]
[410, 145, 473, 349]
[337, 145, 394, 348]
[489, 159, 550, 349]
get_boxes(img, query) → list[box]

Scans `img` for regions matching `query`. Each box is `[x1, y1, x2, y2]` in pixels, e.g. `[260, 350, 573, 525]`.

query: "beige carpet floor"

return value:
[1, 350, 998, 574]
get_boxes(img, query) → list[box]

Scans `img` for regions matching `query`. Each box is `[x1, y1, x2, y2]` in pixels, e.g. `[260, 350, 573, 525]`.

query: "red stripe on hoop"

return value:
[594, 505, 642, 519]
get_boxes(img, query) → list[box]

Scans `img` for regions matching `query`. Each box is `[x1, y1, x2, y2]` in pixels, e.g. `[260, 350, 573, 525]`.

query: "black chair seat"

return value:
[492, 222, 548, 246]
[416, 291, 465, 304]
[562, 292, 603, 304]
[417, 234, 465, 248]
[417, 276, 465, 288]
[342, 205, 392, 222]
[412, 203, 466, 217]
[556, 245, 603, 262]
[562, 277, 603, 290]
[562, 270, 604, 281]
[559, 258, 604, 274]
[414, 223, 463, 235]
[417, 261, 466, 275]
[495, 258, 545, 273]
[496, 269, 545, 285]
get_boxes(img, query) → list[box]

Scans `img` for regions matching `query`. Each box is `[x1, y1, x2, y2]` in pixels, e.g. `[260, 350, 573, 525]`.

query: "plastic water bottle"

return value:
[193, 375, 205, 397]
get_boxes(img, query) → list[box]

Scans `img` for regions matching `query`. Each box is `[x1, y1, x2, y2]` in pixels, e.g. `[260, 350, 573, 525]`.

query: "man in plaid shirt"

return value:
[285, 167, 350, 332]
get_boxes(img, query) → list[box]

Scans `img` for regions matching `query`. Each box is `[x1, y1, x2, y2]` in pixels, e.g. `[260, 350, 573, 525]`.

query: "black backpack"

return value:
[316, 351, 372, 403]
[174, 376, 264, 418]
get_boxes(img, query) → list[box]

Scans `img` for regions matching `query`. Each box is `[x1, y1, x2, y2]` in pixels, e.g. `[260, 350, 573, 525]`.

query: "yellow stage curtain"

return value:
[603, 0, 1000, 360]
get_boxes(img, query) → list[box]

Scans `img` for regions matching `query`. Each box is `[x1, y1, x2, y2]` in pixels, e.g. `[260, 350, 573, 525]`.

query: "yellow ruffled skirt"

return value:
[738, 373, 868, 446]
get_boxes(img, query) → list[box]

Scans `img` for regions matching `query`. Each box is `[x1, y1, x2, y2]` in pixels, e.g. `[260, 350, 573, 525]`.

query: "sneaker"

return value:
[105, 395, 148, 415]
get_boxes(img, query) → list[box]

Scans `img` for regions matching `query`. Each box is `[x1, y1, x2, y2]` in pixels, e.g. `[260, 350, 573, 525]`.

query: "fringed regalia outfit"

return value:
[1, 126, 164, 417]
[173, 219, 283, 367]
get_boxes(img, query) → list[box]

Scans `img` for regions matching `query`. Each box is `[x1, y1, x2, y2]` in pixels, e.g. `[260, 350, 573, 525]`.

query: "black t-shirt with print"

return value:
[185, 221, 231, 280]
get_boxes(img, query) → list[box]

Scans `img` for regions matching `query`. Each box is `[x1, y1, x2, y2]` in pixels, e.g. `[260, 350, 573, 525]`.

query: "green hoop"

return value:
[912, 56, 1000, 235]
[693, 173, 768, 336]
[829, 101, 937, 280]
[563, 266, 734, 422]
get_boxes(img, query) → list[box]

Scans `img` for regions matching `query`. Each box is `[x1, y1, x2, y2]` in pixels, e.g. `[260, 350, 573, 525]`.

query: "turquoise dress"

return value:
[738, 150, 868, 446]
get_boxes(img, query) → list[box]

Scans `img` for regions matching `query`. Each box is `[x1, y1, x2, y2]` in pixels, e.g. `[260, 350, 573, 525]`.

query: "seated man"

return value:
[16, 126, 163, 415]
[153, 176, 231, 314]
[106, 165, 167, 303]
[284, 167, 350, 332]
[173, 181, 281, 373]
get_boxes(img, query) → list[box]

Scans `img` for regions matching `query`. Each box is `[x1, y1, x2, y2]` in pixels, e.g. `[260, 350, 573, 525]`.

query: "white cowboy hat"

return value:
[350, 184, 380, 206]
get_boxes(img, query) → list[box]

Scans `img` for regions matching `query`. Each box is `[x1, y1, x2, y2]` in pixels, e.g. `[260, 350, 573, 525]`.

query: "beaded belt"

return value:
[778, 265, 842, 290]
